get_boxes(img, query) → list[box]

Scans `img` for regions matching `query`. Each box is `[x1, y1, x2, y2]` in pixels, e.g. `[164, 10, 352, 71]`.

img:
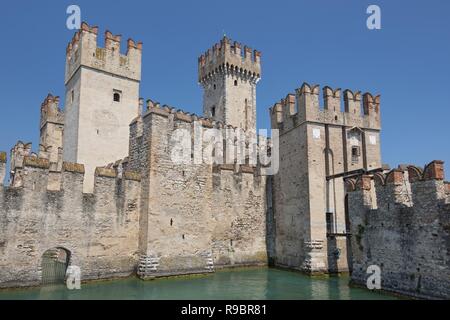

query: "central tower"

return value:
[198, 37, 261, 133]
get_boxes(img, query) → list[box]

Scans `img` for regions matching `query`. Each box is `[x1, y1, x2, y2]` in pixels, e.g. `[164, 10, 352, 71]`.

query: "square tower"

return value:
[39, 94, 64, 164]
[198, 37, 261, 134]
[63, 22, 142, 192]
[269, 83, 382, 274]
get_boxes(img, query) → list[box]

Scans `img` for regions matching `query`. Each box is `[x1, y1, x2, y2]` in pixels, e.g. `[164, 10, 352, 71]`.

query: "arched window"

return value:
[113, 92, 121, 102]
[234, 80, 238, 86]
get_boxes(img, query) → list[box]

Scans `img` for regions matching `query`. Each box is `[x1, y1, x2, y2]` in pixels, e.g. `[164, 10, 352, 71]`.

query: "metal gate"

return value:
[41, 248, 70, 285]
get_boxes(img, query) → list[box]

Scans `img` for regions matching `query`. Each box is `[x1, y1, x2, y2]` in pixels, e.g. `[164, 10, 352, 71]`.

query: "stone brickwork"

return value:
[128, 103, 267, 279]
[63, 22, 142, 193]
[347, 161, 450, 299]
[0, 152, 141, 288]
[39, 94, 64, 164]
[269, 83, 382, 274]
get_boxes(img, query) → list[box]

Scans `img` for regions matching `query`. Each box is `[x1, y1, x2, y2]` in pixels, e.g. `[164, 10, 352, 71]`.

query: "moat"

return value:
[0, 268, 398, 300]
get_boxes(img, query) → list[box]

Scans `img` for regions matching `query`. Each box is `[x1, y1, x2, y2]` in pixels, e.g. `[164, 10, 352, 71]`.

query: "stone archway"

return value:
[41, 247, 71, 285]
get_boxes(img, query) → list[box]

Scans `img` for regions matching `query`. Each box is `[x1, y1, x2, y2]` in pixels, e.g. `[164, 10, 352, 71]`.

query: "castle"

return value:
[0, 23, 448, 299]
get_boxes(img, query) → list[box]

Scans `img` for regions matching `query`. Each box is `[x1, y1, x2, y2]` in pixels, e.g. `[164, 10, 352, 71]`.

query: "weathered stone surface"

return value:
[348, 163, 450, 299]
[123, 171, 141, 181]
[95, 167, 117, 178]
[128, 109, 267, 279]
[23, 156, 50, 169]
[269, 83, 382, 274]
[39, 94, 64, 164]
[63, 162, 85, 174]
[0, 163, 140, 288]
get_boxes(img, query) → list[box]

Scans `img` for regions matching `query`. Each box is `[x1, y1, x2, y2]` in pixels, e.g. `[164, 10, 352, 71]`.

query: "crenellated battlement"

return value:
[9, 141, 33, 185]
[128, 99, 270, 181]
[65, 22, 142, 84]
[347, 160, 448, 209]
[347, 160, 450, 299]
[138, 99, 271, 152]
[270, 82, 381, 132]
[198, 36, 261, 84]
[1, 150, 140, 195]
[0, 152, 141, 287]
[40, 94, 64, 129]
[138, 98, 248, 131]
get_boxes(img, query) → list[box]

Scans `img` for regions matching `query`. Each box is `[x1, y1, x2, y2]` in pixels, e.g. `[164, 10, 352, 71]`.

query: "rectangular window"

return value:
[326, 212, 334, 234]
[351, 146, 361, 163]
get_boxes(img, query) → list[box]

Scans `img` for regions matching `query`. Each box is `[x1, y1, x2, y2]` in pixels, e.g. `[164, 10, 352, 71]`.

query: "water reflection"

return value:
[0, 268, 397, 300]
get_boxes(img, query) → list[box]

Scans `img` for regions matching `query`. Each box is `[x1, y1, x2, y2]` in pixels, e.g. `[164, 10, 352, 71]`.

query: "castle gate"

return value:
[41, 248, 71, 285]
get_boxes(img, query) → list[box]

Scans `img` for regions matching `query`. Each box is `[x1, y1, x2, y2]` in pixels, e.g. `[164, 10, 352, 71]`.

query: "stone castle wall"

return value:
[347, 161, 450, 299]
[0, 101, 269, 287]
[269, 83, 382, 274]
[0, 153, 141, 288]
[128, 102, 268, 278]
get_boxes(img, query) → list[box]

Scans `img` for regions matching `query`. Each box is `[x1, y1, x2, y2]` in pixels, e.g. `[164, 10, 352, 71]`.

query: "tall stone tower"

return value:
[39, 94, 64, 164]
[63, 22, 142, 192]
[269, 83, 382, 274]
[198, 37, 261, 133]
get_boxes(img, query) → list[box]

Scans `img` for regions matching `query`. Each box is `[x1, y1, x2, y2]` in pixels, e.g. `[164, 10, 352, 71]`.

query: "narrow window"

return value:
[234, 80, 238, 86]
[351, 146, 360, 163]
[70, 90, 74, 103]
[113, 92, 121, 102]
[211, 106, 216, 117]
[213, 84, 216, 90]
[326, 212, 334, 234]
[244, 99, 248, 131]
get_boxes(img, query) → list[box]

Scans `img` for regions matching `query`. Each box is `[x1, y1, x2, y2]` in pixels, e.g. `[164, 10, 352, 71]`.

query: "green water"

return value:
[0, 268, 398, 300]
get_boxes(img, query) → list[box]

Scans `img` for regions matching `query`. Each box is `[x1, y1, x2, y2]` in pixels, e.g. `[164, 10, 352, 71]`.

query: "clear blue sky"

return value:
[0, 0, 449, 174]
